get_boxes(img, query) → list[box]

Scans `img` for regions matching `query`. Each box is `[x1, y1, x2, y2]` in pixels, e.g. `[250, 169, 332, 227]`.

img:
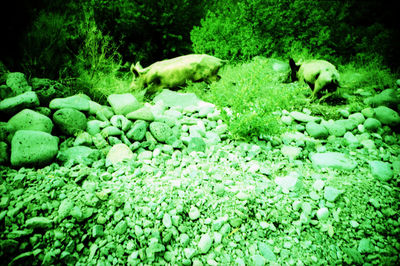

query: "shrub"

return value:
[186, 58, 307, 140]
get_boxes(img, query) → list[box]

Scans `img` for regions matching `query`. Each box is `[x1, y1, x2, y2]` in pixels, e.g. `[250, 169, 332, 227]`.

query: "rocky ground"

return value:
[0, 72, 400, 265]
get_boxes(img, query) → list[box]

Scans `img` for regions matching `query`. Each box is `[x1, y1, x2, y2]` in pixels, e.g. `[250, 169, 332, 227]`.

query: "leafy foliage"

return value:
[191, 0, 399, 68]
[186, 58, 307, 140]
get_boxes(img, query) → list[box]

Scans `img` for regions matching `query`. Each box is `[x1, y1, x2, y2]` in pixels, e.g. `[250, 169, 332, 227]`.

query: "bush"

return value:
[186, 58, 307, 140]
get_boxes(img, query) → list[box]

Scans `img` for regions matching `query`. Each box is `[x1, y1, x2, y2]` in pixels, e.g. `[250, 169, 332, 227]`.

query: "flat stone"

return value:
[374, 106, 400, 126]
[53, 108, 87, 135]
[153, 89, 201, 109]
[8, 109, 53, 133]
[0, 91, 39, 115]
[126, 106, 154, 121]
[305, 121, 329, 139]
[49, 95, 90, 111]
[107, 93, 141, 115]
[25, 217, 52, 229]
[369, 160, 393, 181]
[310, 152, 357, 171]
[290, 111, 319, 123]
[106, 143, 134, 166]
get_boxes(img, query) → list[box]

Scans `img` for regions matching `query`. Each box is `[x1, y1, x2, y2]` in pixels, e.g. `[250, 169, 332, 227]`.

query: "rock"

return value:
[8, 109, 53, 133]
[198, 233, 213, 254]
[289, 111, 319, 123]
[106, 143, 134, 166]
[305, 121, 329, 139]
[374, 106, 400, 126]
[57, 146, 97, 164]
[110, 115, 132, 131]
[126, 106, 154, 121]
[6, 72, 31, 95]
[361, 107, 375, 118]
[49, 95, 90, 111]
[316, 207, 329, 220]
[187, 137, 206, 153]
[153, 89, 201, 109]
[336, 119, 358, 131]
[107, 93, 141, 115]
[53, 108, 87, 135]
[275, 172, 302, 193]
[101, 126, 122, 137]
[281, 145, 302, 160]
[0, 91, 39, 115]
[324, 186, 342, 202]
[310, 152, 357, 171]
[343, 132, 360, 147]
[189, 206, 200, 220]
[126, 120, 148, 141]
[369, 160, 393, 181]
[149, 122, 174, 143]
[363, 118, 381, 132]
[322, 120, 346, 137]
[365, 89, 400, 108]
[348, 113, 365, 125]
[25, 217, 52, 229]
[258, 241, 276, 262]
[86, 120, 102, 136]
[0, 141, 8, 164]
[358, 238, 374, 253]
[32, 79, 65, 105]
[11, 130, 58, 167]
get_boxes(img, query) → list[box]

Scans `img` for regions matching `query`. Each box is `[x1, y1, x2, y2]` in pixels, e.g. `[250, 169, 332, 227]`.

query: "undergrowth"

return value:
[186, 58, 308, 140]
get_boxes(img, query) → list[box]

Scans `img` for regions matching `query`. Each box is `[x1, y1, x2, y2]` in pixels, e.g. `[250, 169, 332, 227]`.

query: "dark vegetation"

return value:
[0, 0, 399, 139]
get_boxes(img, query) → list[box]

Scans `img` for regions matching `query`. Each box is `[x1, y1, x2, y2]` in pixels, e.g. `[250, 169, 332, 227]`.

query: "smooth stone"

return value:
[374, 106, 400, 126]
[305, 121, 329, 139]
[310, 152, 357, 170]
[0, 91, 39, 115]
[106, 143, 134, 166]
[369, 160, 393, 181]
[11, 130, 58, 167]
[8, 109, 53, 133]
[49, 95, 90, 111]
[153, 89, 201, 109]
[290, 111, 319, 123]
[126, 106, 154, 121]
[363, 118, 381, 132]
[107, 93, 141, 115]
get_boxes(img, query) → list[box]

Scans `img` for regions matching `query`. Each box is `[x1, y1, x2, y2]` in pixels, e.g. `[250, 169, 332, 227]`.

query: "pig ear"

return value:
[289, 58, 300, 81]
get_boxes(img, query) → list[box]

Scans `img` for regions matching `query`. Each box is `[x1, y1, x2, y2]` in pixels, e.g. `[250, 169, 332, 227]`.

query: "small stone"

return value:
[198, 233, 213, 254]
[305, 121, 329, 139]
[358, 238, 374, 253]
[107, 93, 141, 115]
[369, 160, 393, 181]
[290, 111, 319, 123]
[316, 207, 329, 220]
[258, 241, 276, 262]
[106, 143, 134, 166]
[25, 217, 52, 229]
[281, 145, 302, 160]
[374, 106, 400, 126]
[114, 220, 128, 234]
[162, 213, 172, 228]
[363, 118, 381, 132]
[92, 225, 104, 238]
[149, 122, 174, 143]
[189, 206, 200, 220]
[324, 186, 342, 202]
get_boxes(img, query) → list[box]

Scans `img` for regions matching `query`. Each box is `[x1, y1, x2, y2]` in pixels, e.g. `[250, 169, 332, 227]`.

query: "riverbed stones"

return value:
[0, 91, 39, 115]
[290, 111, 319, 123]
[106, 143, 134, 166]
[49, 95, 90, 111]
[153, 89, 201, 109]
[369, 160, 393, 181]
[126, 106, 154, 121]
[11, 130, 58, 167]
[8, 109, 53, 133]
[374, 106, 400, 126]
[53, 108, 87, 135]
[310, 152, 357, 171]
[107, 93, 141, 115]
[6, 72, 31, 95]
[305, 121, 329, 139]
[149, 122, 174, 143]
[363, 118, 381, 132]
[127, 120, 148, 141]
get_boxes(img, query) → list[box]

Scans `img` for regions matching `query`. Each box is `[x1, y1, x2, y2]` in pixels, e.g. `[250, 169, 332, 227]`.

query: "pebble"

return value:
[189, 206, 200, 220]
[198, 233, 213, 254]
[324, 186, 342, 202]
[316, 207, 329, 220]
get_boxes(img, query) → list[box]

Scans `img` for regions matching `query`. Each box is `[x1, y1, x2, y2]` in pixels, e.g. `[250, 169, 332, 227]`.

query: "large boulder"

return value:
[53, 108, 87, 135]
[11, 130, 58, 167]
[0, 91, 40, 116]
[8, 109, 53, 133]
[49, 95, 90, 111]
[374, 106, 400, 126]
[107, 93, 141, 115]
[6, 72, 32, 96]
